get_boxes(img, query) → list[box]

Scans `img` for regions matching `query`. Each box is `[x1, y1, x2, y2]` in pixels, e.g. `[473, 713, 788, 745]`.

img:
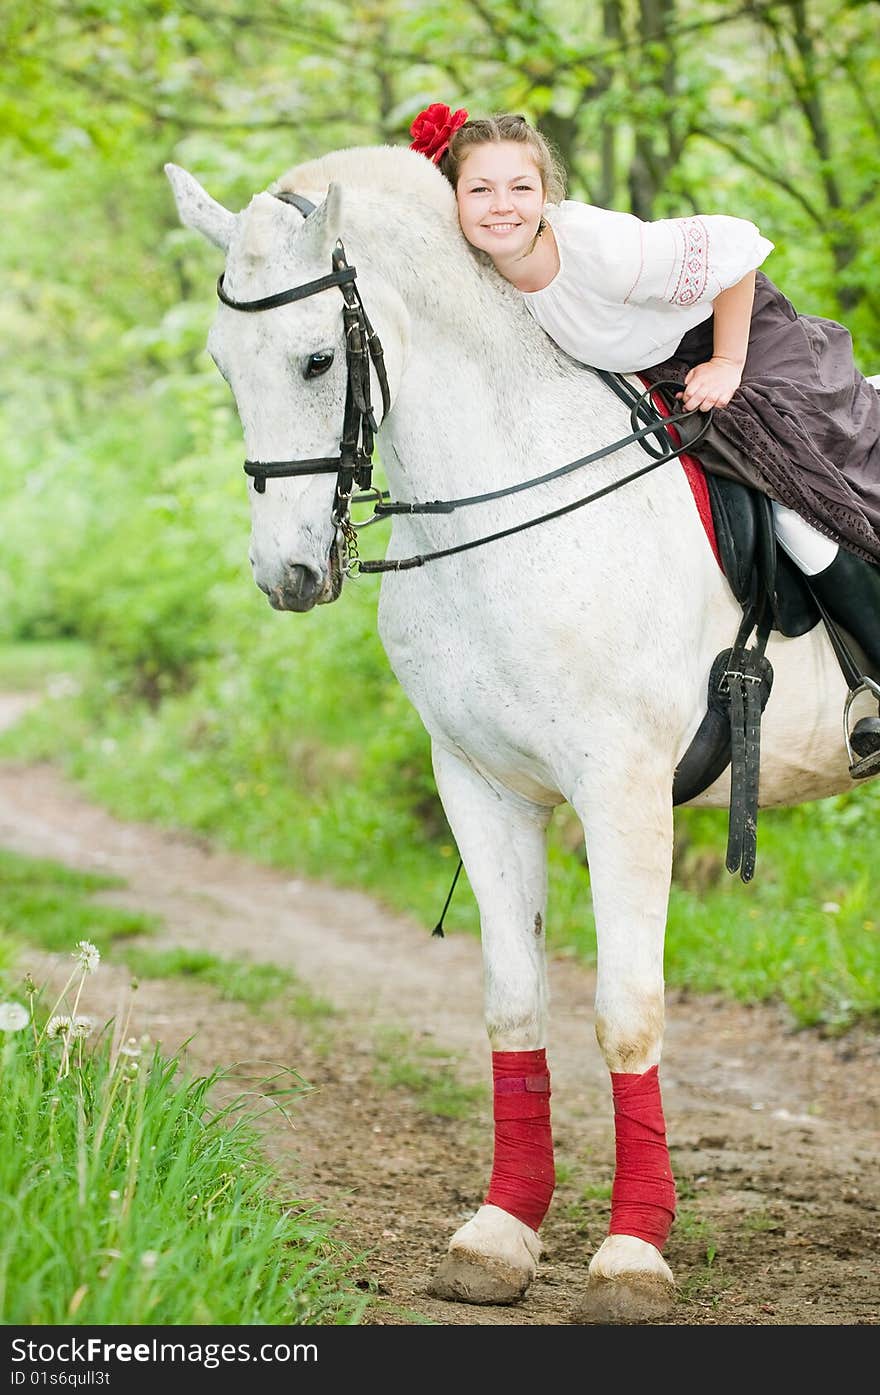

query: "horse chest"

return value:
[376, 582, 597, 797]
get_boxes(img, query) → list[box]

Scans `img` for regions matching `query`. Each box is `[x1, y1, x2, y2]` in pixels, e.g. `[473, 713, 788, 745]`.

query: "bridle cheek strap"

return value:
[216, 191, 390, 507]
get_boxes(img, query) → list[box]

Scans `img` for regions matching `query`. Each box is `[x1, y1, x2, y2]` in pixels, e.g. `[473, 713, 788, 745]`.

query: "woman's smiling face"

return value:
[455, 141, 545, 261]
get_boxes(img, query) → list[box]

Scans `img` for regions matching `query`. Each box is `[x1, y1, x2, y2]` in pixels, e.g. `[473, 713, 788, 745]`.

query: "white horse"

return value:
[166, 145, 878, 1322]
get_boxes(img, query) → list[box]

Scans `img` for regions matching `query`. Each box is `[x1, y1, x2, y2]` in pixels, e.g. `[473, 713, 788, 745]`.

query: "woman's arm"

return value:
[679, 269, 756, 412]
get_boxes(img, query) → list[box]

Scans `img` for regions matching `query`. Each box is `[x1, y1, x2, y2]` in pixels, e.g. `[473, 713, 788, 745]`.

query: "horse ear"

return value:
[297, 182, 343, 258]
[164, 163, 235, 251]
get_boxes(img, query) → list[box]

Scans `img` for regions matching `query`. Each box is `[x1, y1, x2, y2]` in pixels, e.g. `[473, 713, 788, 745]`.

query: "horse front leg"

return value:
[570, 762, 678, 1322]
[426, 743, 555, 1306]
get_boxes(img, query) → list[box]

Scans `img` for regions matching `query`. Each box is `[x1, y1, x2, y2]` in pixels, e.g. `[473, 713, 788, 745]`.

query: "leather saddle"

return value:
[705, 473, 820, 640]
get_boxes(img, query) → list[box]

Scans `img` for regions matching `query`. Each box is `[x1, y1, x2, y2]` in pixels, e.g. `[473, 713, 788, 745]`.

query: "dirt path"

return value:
[1, 696, 878, 1326]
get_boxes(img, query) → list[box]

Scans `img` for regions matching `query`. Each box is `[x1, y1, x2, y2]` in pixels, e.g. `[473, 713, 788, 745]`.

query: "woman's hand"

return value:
[677, 355, 743, 412]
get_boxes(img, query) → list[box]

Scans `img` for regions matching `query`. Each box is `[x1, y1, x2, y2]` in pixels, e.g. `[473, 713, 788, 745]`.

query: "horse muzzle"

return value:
[263, 539, 345, 613]
[266, 564, 322, 612]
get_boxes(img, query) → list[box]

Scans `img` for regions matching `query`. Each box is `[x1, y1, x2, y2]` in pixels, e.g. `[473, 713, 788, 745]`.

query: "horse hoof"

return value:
[572, 1273, 676, 1324]
[572, 1233, 676, 1323]
[428, 1248, 532, 1305]
[427, 1203, 540, 1305]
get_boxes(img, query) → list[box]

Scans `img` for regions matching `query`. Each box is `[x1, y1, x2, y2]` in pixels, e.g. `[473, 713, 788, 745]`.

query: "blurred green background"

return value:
[1, 0, 878, 1031]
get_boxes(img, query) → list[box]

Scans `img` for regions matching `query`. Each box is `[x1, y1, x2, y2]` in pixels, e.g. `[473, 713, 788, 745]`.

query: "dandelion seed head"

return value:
[74, 941, 101, 974]
[45, 1014, 92, 1042]
[0, 1002, 29, 1032]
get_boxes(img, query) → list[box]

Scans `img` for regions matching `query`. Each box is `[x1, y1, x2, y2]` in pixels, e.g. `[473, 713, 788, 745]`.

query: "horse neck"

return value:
[367, 233, 589, 496]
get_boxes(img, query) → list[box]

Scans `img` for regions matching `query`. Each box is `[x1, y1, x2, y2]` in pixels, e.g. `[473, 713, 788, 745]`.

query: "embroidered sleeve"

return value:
[625, 214, 774, 309]
[666, 217, 710, 306]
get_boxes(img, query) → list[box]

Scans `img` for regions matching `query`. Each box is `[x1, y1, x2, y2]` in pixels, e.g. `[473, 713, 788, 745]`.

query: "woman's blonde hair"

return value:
[439, 113, 567, 204]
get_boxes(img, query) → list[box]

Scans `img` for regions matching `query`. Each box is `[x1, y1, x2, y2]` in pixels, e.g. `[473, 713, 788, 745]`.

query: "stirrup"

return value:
[844, 676, 880, 779]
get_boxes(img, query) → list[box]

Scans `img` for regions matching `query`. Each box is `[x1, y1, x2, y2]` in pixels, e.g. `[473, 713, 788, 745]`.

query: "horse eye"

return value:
[304, 351, 334, 379]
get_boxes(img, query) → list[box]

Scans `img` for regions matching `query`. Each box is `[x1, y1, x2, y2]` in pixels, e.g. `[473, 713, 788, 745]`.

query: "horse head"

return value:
[164, 160, 414, 611]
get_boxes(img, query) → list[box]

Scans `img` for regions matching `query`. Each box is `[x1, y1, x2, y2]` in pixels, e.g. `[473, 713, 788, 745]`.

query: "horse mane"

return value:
[274, 144, 458, 224]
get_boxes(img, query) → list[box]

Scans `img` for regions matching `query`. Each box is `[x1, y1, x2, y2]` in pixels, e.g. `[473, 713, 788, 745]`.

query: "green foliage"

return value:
[664, 795, 880, 1031]
[54, 512, 221, 699]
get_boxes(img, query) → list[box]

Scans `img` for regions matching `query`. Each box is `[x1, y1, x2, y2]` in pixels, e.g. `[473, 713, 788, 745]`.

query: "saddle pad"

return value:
[637, 376, 721, 570]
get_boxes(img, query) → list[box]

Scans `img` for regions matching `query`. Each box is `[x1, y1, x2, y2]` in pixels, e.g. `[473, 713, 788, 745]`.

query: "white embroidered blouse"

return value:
[522, 200, 775, 373]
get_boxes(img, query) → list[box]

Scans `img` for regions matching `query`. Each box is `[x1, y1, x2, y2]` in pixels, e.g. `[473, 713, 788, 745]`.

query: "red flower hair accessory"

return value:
[409, 102, 469, 165]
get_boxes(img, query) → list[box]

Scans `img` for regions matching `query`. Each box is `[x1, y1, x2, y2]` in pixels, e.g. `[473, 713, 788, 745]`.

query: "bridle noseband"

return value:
[216, 191, 391, 537]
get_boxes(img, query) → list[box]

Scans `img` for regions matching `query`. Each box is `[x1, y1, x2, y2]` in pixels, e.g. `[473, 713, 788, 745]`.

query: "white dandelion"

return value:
[0, 1002, 29, 1032]
[74, 941, 101, 974]
[47, 1014, 94, 1041]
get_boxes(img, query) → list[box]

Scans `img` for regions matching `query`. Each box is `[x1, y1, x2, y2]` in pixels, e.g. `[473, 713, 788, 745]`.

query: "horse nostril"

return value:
[287, 563, 322, 599]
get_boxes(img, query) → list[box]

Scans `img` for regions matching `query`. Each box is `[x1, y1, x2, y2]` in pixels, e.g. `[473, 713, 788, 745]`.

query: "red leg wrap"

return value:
[484, 1048, 555, 1232]
[609, 1064, 676, 1250]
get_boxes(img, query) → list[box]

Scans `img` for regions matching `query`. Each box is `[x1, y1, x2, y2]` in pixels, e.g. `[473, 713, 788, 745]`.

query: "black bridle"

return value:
[216, 191, 711, 575]
[216, 191, 391, 535]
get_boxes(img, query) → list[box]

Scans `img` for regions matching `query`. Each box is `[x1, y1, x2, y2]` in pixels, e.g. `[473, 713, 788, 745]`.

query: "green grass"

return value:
[0, 843, 335, 1022]
[662, 803, 880, 1031]
[2, 639, 879, 1033]
[118, 946, 335, 1018]
[370, 1026, 486, 1119]
[675, 1248, 733, 1306]
[0, 847, 159, 959]
[0, 848, 368, 1325]
[0, 1005, 366, 1324]
[0, 639, 91, 692]
[742, 1210, 781, 1235]
[559, 1180, 613, 1230]
[672, 1206, 713, 1242]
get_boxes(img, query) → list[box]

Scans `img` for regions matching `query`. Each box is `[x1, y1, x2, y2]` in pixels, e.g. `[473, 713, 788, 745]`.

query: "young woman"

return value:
[410, 103, 880, 767]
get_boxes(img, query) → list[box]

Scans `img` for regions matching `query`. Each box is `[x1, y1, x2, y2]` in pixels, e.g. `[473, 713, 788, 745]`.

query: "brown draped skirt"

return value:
[641, 271, 880, 564]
